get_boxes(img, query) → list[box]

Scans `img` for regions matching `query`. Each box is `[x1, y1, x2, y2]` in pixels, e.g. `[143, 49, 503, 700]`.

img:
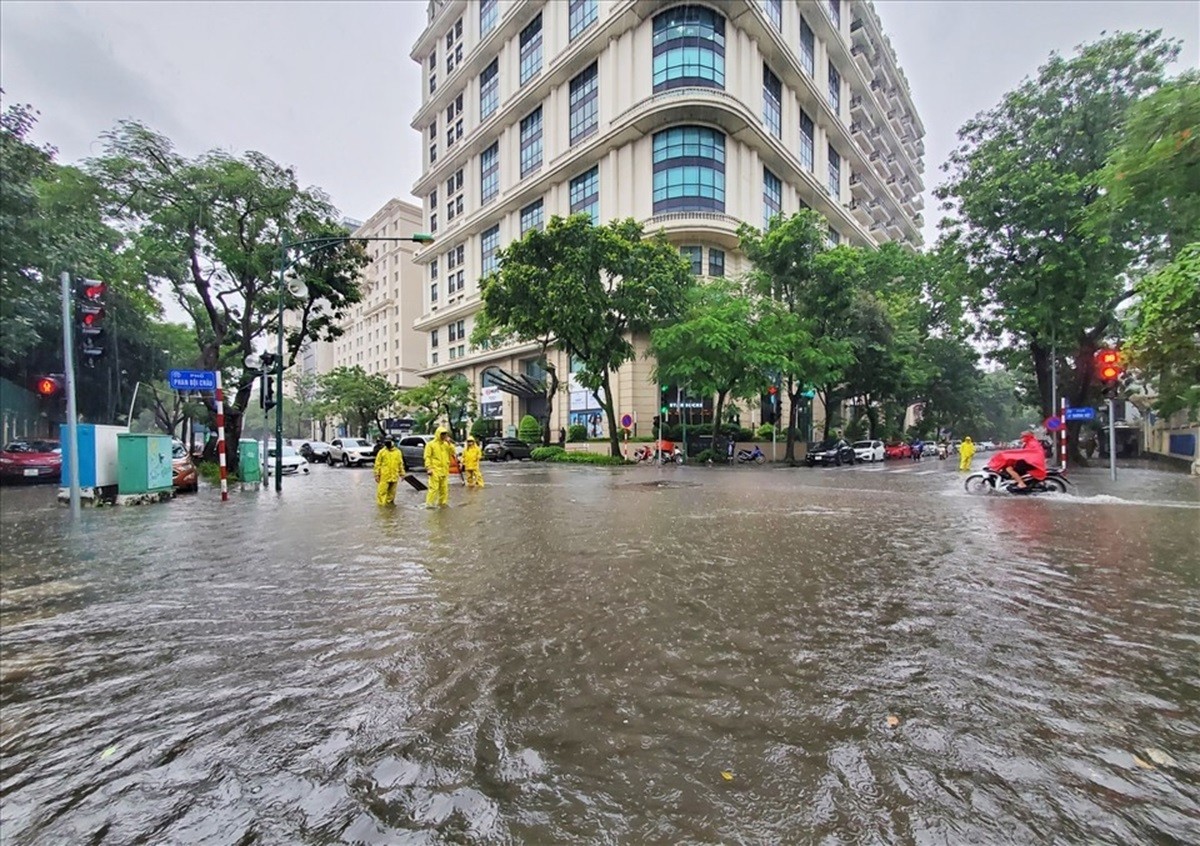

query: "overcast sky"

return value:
[2, 0, 1196, 245]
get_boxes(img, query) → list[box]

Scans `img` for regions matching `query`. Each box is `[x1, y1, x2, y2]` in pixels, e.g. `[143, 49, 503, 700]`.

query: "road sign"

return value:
[1045, 416, 1064, 432]
[620, 413, 633, 428]
[168, 369, 216, 391]
[1065, 406, 1096, 422]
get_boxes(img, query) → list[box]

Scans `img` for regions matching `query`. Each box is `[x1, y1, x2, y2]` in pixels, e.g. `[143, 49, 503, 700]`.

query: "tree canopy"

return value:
[478, 214, 694, 456]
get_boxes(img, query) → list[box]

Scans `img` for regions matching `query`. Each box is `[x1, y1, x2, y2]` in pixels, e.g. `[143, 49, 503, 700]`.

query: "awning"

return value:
[482, 366, 544, 398]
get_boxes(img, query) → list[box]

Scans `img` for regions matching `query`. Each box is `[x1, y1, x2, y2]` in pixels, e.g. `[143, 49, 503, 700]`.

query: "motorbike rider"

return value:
[986, 431, 1047, 490]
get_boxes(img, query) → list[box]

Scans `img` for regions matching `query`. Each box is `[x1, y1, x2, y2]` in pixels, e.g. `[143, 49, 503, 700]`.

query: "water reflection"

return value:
[1, 464, 1197, 843]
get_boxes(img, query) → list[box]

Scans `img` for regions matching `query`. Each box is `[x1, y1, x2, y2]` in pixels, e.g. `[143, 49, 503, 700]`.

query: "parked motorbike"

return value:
[737, 445, 766, 465]
[964, 466, 1071, 495]
[660, 446, 685, 464]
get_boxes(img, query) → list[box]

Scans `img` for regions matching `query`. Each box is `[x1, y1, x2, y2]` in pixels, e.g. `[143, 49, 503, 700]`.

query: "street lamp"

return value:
[270, 232, 434, 492]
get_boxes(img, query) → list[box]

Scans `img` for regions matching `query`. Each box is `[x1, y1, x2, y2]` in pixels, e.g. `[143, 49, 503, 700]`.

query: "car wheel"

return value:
[342, 455, 350, 467]
[504, 451, 513, 461]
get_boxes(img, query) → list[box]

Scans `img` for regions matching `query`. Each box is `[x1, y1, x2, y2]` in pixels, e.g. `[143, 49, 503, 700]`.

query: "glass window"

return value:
[828, 144, 841, 198]
[431, 329, 439, 347]
[800, 110, 814, 172]
[829, 226, 841, 245]
[826, 0, 841, 29]
[708, 248, 725, 277]
[569, 63, 599, 144]
[764, 167, 782, 227]
[520, 199, 544, 234]
[569, 165, 599, 223]
[480, 59, 499, 119]
[519, 14, 543, 86]
[652, 126, 726, 214]
[569, 0, 598, 40]
[428, 51, 437, 94]
[763, 64, 782, 139]
[828, 61, 841, 112]
[481, 225, 500, 275]
[428, 120, 437, 164]
[519, 107, 543, 177]
[652, 6, 725, 92]
[764, 0, 781, 30]
[799, 17, 815, 76]
[480, 141, 499, 204]
[480, 0, 498, 35]
[680, 245, 703, 275]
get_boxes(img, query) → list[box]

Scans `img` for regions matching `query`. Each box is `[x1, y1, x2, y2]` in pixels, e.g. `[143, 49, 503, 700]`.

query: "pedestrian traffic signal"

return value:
[260, 373, 276, 412]
[34, 375, 62, 397]
[77, 279, 107, 367]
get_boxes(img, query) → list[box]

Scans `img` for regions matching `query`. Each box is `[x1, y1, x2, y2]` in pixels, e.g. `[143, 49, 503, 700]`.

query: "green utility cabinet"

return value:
[117, 433, 174, 494]
[239, 440, 261, 483]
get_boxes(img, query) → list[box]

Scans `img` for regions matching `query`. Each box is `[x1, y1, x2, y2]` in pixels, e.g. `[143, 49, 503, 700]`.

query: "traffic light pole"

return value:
[60, 271, 81, 519]
[1108, 398, 1118, 482]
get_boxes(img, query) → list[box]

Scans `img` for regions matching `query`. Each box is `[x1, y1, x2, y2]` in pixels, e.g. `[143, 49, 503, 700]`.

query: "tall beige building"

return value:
[409, 0, 923, 437]
[326, 199, 427, 391]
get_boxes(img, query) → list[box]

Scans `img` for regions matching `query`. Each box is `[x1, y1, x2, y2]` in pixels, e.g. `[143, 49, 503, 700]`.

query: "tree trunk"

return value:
[541, 363, 559, 447]
[600, 370, 621, 457]
[713, 388, 728, 450]
[784, 380, 800, 466]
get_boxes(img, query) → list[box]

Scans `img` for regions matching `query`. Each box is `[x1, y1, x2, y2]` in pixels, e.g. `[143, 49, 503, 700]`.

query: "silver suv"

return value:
[328, 437, 374, 467]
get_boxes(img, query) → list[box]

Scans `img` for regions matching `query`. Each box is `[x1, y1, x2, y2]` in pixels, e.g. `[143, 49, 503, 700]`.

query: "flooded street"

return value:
[2, 460, 1198, 844]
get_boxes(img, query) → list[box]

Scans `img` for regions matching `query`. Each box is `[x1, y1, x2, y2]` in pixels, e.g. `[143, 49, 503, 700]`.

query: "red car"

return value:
[0, 439, 62, 482]
[884, 442, 912, 460]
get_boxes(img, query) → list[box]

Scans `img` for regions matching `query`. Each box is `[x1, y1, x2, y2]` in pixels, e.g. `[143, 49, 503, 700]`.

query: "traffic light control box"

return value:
[59, 423, 126, 502]
[116, 433, 174, 495]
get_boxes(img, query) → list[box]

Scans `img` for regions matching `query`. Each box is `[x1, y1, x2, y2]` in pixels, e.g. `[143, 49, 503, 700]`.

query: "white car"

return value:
[852, 439, 885, 462]
[266, 445, 310, 475]
[328, 437, 375, 467]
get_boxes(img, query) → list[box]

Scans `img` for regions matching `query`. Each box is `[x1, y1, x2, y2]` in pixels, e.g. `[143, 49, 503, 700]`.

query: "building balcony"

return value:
[848, 199, 872, 226]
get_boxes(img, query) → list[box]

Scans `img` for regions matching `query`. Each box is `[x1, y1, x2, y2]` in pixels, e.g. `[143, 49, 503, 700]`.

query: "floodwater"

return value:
[1, 459, 1198, 844]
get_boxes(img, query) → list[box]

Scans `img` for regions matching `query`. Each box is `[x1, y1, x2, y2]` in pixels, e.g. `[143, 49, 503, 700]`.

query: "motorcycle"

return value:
[737, 445, 766, 465]
[964, 466, 1071, 495]
[660, 445, 685, 464]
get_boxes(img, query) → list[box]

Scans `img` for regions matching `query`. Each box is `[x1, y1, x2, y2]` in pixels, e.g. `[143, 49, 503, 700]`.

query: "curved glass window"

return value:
[652, 6, 725, 92]
[652, 126, 725, 214]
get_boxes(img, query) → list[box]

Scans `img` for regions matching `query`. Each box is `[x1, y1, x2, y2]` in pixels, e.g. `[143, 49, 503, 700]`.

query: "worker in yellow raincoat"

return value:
[462, 436, 485, 488]
[373, 438, 405, 505]
[423, 426, 456, 508]
[959, 435, 976, 472]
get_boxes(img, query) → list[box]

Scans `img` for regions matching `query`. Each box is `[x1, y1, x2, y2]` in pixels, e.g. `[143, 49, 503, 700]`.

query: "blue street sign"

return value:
[168, 369, 216, 391]
[1065, 406, 1096, 422]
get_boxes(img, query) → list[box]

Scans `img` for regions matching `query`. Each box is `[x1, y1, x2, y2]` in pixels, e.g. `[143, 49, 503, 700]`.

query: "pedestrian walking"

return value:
[462, 436, 485, 488]
[959, 435, 976, 472]
[373, 438, 405, 505]
[423, 426, 456, 508]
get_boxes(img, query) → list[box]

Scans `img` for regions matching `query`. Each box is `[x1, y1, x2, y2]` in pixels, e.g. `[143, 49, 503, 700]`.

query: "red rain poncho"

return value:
[986, 436, 1047, 480]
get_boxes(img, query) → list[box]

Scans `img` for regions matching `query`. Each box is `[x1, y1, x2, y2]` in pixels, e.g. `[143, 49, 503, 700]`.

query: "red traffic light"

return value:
[1095, 348, 1123, 381]
[35, 376, 61, 396]
[82, 310, 105, 326]
[79, 280, 107, 301]
[767, 385, 778, 395]
[1099, 364, 1120, 380]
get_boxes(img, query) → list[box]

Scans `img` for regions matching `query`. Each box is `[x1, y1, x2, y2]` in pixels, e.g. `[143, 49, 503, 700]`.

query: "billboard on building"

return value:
[480, 385, 503, 419]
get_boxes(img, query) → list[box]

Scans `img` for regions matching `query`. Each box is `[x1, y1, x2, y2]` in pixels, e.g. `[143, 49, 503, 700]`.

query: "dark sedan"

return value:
[483, 437, 532, 461]
[804, 438, 857, 467]
[0, 439, 62, 482]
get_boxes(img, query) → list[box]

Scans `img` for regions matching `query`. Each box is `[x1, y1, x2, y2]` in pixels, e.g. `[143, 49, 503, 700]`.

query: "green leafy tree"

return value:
[650, 279, 771, 442]
[478, 214, 694, 457]
[88, 122, 368, 468]
[318, 366, 396, 438]
[396, 373, 475, 436]
[1127, 244, 1200, 419]
[517, 414, 541, 442]
[1091, 69, 1200, 258]
[738, 210, 855, 463]
[937, 31, 1180, 455]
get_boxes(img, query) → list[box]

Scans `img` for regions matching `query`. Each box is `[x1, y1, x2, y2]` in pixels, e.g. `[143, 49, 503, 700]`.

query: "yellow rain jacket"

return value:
[424, 427, 456, 478]
[959, 436, 976, 471]
[462, 442, 482, 472]
[374, 445, 405, 482]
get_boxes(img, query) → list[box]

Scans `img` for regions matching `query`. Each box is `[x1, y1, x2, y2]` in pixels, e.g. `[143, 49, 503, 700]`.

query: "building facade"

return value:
[323, 199, 428, 390]
[409, 0, 923, 437]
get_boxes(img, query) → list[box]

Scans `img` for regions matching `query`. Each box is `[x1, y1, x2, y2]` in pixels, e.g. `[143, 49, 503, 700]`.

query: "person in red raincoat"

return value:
[986, 431, 1047, 490]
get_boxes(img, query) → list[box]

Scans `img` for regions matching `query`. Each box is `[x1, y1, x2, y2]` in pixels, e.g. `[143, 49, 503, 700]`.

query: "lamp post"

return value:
[270, 232, 434, 492]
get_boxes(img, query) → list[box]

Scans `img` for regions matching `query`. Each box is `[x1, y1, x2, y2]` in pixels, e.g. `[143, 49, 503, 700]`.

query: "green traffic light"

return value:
[660, 406, 669, 414]
[410, 233, 435, 243]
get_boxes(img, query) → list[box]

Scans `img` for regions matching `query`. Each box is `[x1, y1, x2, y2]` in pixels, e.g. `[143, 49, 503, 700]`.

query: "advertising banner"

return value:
[480, 385, 503, 419]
